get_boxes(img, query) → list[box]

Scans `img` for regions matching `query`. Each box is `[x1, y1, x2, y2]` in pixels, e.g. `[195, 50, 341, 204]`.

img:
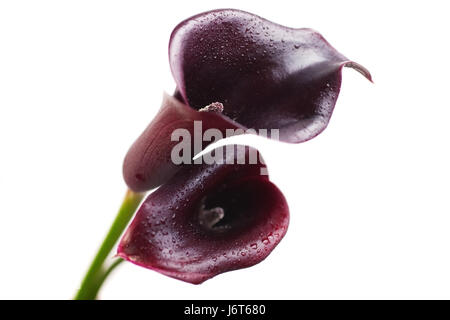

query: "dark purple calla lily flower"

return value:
[124, 8, 371, 192]
[118, 146, 289, 284]
[170, 8, 372, 143]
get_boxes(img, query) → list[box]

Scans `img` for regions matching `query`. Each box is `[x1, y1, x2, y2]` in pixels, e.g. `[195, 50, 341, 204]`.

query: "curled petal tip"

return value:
[343, 61, 373, 83]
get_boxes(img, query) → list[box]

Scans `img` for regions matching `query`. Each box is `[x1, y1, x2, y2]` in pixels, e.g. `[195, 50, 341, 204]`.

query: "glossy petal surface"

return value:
[118, 146, 289, 284]
[123, 93, 241, 192]
[170, 9, 371, 142]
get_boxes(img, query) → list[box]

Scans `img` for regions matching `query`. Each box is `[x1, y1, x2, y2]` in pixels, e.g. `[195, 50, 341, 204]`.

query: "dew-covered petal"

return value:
[118, 146, 289, 284]
[169, 9, 371, 143]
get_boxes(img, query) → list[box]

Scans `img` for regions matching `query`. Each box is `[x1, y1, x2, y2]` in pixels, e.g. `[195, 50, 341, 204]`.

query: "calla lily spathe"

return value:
[170, 9, 372, 143]
[119, 146, 289, 284]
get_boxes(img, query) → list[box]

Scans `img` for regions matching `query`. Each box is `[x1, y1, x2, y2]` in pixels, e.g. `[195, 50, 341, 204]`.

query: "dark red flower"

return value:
[118, 146, 289, 284]
[123, 8, 371, 192]
[170, 8, 372, 143]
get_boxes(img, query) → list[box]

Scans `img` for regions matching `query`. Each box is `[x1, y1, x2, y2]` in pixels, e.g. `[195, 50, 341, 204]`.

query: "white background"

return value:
[1, 0, 449, 299]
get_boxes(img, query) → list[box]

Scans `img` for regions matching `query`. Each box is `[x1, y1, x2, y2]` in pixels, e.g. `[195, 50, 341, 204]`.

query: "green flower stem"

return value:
[85, 258, 124, 300]
[74, 189, 144, 300]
